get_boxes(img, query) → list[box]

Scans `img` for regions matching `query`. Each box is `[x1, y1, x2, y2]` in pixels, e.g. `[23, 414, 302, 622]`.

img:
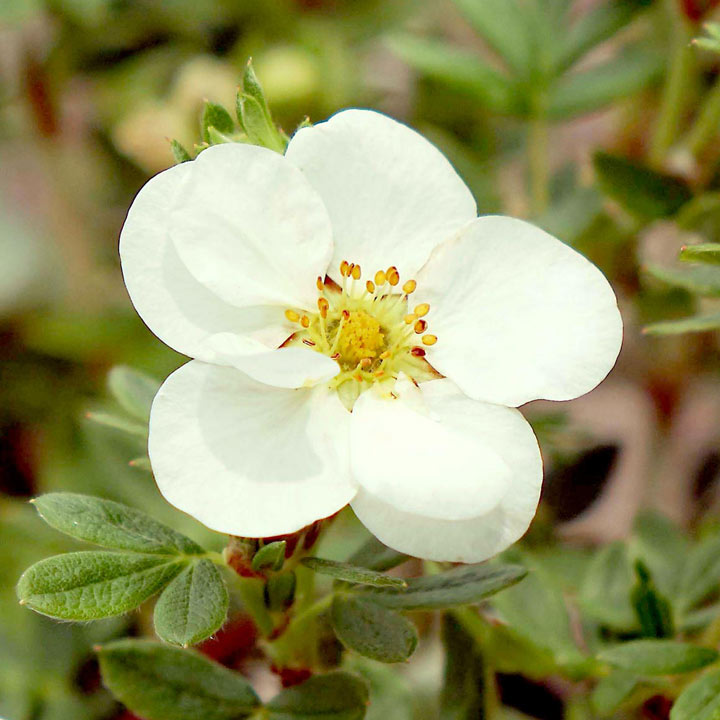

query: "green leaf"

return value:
[450, 0, 534, 77]
[594, 152, 692, 220]
[17, 552, 185, 620]
[202, 101, 235, 144]
[302, 558, 407, 589]
[490, 558, 585, 670]
[389, 36, 522, 115]
[85, 410, 147, 437]
[644, 312, 720, 335]
[440, 614, 485, 719]
[331, 595, 417, 663]
[154, 559, 228, 647]
[599, 640, 718, 675]
[107, 365, 158, 421]
[170, 139, 192, 164]
[630, 561, 674, 638]
[580, 542, 635, 631]
[680, 243, 720, 265]
[590, 671, 640, 716]
[252, 541, 286, 572]
[645, 265, 720, 297]
[555, 0, 654, 73]
[362, 563, 526, 610]
[266, 671, 368, 720]
[98, 639, 260, 720]
[346, 536, 408, 572]
[549, 49, 661, 119]
[676, 534, 720, 613]
[32, 493, 205, 555]
[670, 668, 720, 720]
[344, 657, 413, 720]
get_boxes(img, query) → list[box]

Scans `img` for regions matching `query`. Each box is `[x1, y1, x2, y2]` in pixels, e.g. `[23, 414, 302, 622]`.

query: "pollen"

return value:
[284, 260, 439, 408]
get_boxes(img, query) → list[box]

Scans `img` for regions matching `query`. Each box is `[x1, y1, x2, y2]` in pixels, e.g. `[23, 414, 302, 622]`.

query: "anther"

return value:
[285, 309, 300, 323]
[387, 267, 400, 286]
[374, 270, 386, 286]
[340, 260, 350, 277]
[317, 297, 329, 318]
[366, 280, 375, 293]
[422, 334, 437, 346]
[402, 279, 417, 294]
[414, 319, 427, 334]
[331, 353, 340, 360]
[302, 339, 316, 346]
[351, 264, 361, 280]
[414, 303, 430, 317]
[316, 276, 324, 291]
[354, 373, 363, 382]
[404, 313, 417, 325]
[341, 309, 350, 321]
[374, 370, 385, 377]
[411, 346, 426, 357]
[301, 315, 310, 328]
[360, 358, 372, 368]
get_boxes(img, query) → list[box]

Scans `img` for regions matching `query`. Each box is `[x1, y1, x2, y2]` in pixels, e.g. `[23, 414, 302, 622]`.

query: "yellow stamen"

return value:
[301, 315, 310, 328]
[404, 313, 417, 325]
[351, 264, 361, 280]
[366, 280, 375, 293]
[374, 270, 386, 286]
[402, 279, 417, 294]
[340, 260, 350, 277]
[422, 334, 437, 346]
[414, 303, 430, 317]
[414, 319, 427, 334]
[316, 276, 324, 291]
[285, 309, 300, 323]
[317, 298, 329, 318]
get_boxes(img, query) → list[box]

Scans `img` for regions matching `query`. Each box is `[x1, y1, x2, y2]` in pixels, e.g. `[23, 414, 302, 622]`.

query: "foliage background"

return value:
[6, 0, 720, 718]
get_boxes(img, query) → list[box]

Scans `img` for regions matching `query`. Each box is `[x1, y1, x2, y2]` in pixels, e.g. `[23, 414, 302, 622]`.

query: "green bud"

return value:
[265, 571, 296, 611]
[251, 541, 286, 572]
[236, 59, 285, 153]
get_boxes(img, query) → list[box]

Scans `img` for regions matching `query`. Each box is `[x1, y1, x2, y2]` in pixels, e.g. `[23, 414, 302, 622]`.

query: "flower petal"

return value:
[205, 332, 340, 389]
[120, 162, 293, 360]
[149, 361, 356, 537]
[350, 379, 542, 563]
[285, 109, 476, 282]
[418, 216, 623, 407]
[350, 378, 511, 520]
[170, 143, 333, 310]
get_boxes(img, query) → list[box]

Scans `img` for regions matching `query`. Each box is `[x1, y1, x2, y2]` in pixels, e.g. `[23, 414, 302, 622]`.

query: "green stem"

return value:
[649, 1, 695, 167]
[528, 109, 550, 217]
[452, 607, 500, 719]
[683, 73, 720, 157]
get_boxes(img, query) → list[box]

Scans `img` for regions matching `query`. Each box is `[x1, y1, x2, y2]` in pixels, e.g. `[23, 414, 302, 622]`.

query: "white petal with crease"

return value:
[206, 332, 340, 389]
[418, 216, 623, 407]
[350, 379, 511, 520]
[171, 143, 333, 310]
[149, 361, 356, 537]
[120, 162, 292, 360]
[351, 379, 542, 563]
[286, 109, 476, 282]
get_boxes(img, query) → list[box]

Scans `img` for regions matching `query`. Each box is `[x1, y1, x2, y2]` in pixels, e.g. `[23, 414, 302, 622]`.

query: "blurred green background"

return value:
[8, 0, 720, 718]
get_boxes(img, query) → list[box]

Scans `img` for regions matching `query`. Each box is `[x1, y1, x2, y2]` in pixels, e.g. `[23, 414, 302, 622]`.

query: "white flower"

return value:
[120, 109, 622, 563]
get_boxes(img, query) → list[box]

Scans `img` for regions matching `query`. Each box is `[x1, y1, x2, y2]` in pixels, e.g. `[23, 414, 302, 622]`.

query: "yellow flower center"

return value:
[284, 260, 439, 408]
[334, 310, 385, 367]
